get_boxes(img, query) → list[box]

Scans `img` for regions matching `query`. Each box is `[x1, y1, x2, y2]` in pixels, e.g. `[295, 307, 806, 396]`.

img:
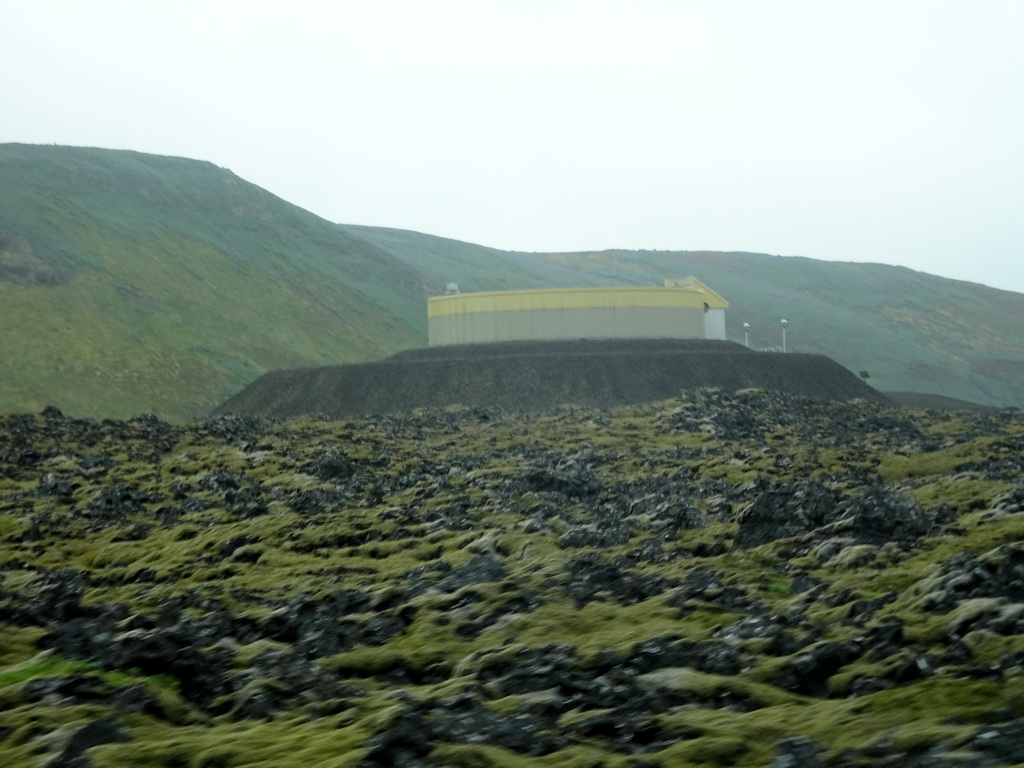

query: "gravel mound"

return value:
[884, 391, 1000, 411]
[214, 340, 887, 418]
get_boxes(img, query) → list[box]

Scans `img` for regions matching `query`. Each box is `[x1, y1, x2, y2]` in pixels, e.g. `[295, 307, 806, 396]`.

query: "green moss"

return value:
[639, 666, 800, 709]
[845, 677, 1022, 723]
[0, 628, 49, 668]
[961, 629, 1024, 664]
[503, 599, 737, 660]
[658, 735, 751, 764]
[0, 652, 92, 687]
[92, 714, 374, 768]
[0, 703, 127, 767]
[0, 512, 27, 539]
[2, 394, 1023, 768]
[910, 477, 1006, 514]
[650, 677, 1019, 767]
[431, 742, 635, 767]
[875, 437, 1003, 481]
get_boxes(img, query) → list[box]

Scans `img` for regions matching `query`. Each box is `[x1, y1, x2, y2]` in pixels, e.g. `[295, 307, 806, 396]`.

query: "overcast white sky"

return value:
[4, 1, 1024, 293]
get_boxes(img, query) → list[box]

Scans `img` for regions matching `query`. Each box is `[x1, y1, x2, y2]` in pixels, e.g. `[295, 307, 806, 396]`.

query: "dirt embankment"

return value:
[884, 392, 1000, 412]
[214, 339, 888, 419]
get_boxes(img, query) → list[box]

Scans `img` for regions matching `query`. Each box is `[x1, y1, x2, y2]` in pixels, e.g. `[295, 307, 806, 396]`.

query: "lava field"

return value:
[1, 390, 1023, 767]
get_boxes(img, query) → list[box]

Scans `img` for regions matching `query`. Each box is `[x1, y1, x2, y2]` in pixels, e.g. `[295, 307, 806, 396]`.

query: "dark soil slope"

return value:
[214, 340, 888, 418]
[884, 391, 1000, 412]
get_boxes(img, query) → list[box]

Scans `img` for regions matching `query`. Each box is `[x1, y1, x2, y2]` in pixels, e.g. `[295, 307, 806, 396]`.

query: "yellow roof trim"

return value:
[663, 276, 730, 307]
[428, 283, 729, 318]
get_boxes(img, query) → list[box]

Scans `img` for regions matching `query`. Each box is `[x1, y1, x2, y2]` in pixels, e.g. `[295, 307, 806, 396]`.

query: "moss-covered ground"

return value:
[1, 391, 1023, 766]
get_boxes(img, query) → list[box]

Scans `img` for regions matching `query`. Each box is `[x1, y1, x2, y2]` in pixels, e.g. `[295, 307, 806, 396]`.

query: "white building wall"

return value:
[704, 308, 726, 340]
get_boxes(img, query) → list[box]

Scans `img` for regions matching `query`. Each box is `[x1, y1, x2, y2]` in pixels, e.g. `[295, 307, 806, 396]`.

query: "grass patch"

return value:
[0, 652, 92, 687]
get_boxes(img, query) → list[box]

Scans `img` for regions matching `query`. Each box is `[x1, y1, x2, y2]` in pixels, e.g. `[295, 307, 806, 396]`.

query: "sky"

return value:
[4, 1, 1024, 293]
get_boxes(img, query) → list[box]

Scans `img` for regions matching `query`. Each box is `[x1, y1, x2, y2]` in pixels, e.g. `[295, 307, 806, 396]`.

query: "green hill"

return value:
[0, 144, 425, 420]
[2, 143, 1023, 420]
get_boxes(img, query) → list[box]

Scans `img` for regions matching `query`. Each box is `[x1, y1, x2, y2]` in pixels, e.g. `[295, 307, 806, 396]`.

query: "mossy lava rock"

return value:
[1, 390, 1023, 766]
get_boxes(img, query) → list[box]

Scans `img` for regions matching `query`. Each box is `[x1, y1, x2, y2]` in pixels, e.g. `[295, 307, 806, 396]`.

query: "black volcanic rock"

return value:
[34, 716, 132, 768]
[733, 481, 934, 551]
[734, 481, 841, 549]
[2, 389, 1024, 767]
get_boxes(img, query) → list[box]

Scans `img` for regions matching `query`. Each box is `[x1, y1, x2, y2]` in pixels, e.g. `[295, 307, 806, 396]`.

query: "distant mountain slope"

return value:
[1, 143, 1021, 420]
[344, 225, 1024, 407]
[0, 145, 428, 419]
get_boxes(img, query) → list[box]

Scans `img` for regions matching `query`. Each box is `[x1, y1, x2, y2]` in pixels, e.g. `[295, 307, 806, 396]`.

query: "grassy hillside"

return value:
[1, 143, 1022, 421]
[0, 145, 427, 420]
[346, 226, 1024, 408]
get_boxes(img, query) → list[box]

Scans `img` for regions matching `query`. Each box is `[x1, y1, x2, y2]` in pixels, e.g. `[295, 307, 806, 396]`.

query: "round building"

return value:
[427, 277, 728, 347]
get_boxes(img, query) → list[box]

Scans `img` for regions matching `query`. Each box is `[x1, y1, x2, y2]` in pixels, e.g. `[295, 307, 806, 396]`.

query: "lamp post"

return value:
[781, 319, 788, 353]
[743, 322, 750, 349]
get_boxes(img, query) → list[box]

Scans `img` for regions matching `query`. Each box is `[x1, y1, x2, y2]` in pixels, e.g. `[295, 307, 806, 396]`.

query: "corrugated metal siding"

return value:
[429, 306, 707, 346]
[426, 282, 730, 347]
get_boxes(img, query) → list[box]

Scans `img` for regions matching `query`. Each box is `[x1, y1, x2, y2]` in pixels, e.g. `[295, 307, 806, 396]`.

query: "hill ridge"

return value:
[1, 143, 1023, 419]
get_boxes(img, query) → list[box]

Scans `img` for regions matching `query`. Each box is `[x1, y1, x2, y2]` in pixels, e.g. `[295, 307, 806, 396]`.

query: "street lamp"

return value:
[743, 322, 750, 349]
[781, 319, 788, 353]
